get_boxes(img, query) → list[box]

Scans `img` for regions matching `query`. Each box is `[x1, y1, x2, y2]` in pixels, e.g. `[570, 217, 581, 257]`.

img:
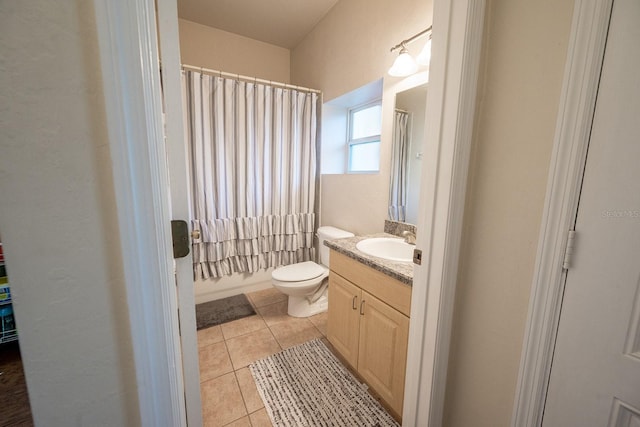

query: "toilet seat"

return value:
[272, 261, 326, 282]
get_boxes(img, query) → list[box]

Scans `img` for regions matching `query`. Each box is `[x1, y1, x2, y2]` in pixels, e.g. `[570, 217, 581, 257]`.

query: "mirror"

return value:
[388, 83, 428, 224]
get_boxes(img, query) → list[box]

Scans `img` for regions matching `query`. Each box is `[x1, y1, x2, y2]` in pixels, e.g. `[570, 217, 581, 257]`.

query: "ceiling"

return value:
[177, 0, 340, 49]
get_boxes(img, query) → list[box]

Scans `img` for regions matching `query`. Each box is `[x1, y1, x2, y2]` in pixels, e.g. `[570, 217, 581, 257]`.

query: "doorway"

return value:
[96, 0, 487, 423]
[512, 0, 640, 425]
[542, 0, 640, 424]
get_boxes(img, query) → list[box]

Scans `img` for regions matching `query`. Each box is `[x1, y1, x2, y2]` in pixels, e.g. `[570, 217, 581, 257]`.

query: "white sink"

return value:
[355, 237, 414, 263]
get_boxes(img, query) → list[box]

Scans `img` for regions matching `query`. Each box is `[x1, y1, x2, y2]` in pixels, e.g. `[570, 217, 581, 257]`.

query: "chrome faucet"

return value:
[401, 230, 416, 245]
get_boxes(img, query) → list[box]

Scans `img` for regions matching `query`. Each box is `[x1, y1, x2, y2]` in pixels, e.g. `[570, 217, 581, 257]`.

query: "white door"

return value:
[156, 1, 202, 425]
[542, 0, 640, 425]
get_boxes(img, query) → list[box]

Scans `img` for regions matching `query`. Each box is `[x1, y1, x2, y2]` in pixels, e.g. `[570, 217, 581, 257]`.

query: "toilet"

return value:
[271, 226, 354, 317]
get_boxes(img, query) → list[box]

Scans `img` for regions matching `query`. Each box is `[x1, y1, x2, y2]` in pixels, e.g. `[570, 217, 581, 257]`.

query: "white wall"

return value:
[320, 104, 348, 174]
[291, 0, 433, 235]
[179, 18, 290, 83]
[0, 1, 139, 425]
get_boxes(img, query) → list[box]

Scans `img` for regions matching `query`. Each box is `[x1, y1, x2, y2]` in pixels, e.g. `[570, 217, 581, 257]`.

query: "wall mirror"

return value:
[388, 83, 428, 224]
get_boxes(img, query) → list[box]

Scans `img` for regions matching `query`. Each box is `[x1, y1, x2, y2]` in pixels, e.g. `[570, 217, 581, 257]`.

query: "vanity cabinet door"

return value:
[357, 290, 410, 416]
[327, 273, 361, 368]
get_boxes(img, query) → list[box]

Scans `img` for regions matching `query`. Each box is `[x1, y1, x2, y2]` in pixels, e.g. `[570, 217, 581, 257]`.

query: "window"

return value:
[347, 101, 382, 172]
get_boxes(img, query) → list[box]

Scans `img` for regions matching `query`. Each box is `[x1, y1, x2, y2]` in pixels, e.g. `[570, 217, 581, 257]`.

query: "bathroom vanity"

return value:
[324, 234, 413, 420]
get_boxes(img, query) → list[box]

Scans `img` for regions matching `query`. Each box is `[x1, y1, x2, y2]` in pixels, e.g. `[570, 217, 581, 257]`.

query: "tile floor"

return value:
[197, 287, 328, 427]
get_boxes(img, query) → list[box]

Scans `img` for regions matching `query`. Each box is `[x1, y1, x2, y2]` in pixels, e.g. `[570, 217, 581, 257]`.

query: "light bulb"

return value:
[416, 38, 432, 66]
[388, 48, 419, 77]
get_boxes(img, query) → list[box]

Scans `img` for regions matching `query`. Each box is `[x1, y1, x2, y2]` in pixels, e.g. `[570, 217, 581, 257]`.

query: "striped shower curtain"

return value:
[389, 110, 409, 222]
[182, 71, 319, 279]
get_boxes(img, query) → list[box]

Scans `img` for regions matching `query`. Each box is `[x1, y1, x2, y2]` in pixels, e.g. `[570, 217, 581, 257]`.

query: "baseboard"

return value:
[194, 270, 275, 304]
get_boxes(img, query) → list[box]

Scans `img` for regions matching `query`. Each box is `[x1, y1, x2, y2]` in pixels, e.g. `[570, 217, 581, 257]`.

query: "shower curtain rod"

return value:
[181, 64, 322, 95]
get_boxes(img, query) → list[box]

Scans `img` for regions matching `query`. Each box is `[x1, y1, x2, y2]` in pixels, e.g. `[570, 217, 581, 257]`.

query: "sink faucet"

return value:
[401, 230, 416, 245]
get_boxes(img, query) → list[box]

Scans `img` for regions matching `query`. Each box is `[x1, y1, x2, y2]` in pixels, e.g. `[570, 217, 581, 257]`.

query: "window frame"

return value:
[346, 99, 383, 173]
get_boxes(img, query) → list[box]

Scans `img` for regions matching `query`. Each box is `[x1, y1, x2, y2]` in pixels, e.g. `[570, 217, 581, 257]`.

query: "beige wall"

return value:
[443, 0, 575, 426]
[0, 1, 139, 425]
[179, 18, 290, 83]
[291, 0, 433, 234]
[291, 0, 432, 102]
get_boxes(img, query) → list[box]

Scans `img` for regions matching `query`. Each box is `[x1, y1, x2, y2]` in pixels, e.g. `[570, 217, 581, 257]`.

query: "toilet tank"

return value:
[317, 226, 354, 267]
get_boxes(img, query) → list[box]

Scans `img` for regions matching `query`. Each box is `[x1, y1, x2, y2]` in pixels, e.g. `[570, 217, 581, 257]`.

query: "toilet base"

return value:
[287, 294, 328, 318]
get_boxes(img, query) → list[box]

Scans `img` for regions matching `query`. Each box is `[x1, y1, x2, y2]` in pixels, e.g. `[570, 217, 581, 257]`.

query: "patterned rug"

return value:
[195, 294, 256, 330]
[250, 339, 400, 427]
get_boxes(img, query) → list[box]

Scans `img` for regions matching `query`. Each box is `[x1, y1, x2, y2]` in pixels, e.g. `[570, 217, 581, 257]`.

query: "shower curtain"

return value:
[182, 71, 319, 279]
[389, 110, 409, 222]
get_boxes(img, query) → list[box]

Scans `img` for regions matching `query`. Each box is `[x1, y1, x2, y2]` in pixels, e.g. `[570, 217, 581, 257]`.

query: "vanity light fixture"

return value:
[388, 45, 418, 77]
[416, 37, 432, 66]
[388, 26, 432, 77]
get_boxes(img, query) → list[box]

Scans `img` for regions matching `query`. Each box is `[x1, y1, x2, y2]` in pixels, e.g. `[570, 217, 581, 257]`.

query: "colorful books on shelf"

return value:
[0, 284, 10, 303]
[0, 305, 17, 342]
[0, 261, 8, 303]
[0, 242, 17, 343]
[0, 284, 17, 342]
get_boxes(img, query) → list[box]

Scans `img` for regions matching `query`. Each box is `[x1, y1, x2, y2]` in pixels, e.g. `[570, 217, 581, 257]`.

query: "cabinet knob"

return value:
[352, 295, 358, 310]
[360, 299, 366, 315]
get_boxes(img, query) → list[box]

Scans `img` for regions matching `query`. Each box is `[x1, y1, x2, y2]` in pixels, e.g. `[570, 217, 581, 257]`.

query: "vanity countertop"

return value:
[324, 233, 414, 285]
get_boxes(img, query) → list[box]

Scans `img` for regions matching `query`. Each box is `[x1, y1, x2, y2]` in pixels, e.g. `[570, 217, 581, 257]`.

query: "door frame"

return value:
[402, 0, 485, 425]
[156, 0, 203, 424]
[94, 0, 487, 425]
[511, 1, 614, 425]
[93, 0, 189, 425]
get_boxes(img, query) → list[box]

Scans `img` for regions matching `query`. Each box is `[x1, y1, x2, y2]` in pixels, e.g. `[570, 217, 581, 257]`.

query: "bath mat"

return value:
[250, 339, 399, 427]
[195, 294, 256, 330]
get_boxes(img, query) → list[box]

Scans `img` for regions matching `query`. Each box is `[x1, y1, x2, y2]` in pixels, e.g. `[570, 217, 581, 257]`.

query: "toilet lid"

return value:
[272, 261, 326, 282]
